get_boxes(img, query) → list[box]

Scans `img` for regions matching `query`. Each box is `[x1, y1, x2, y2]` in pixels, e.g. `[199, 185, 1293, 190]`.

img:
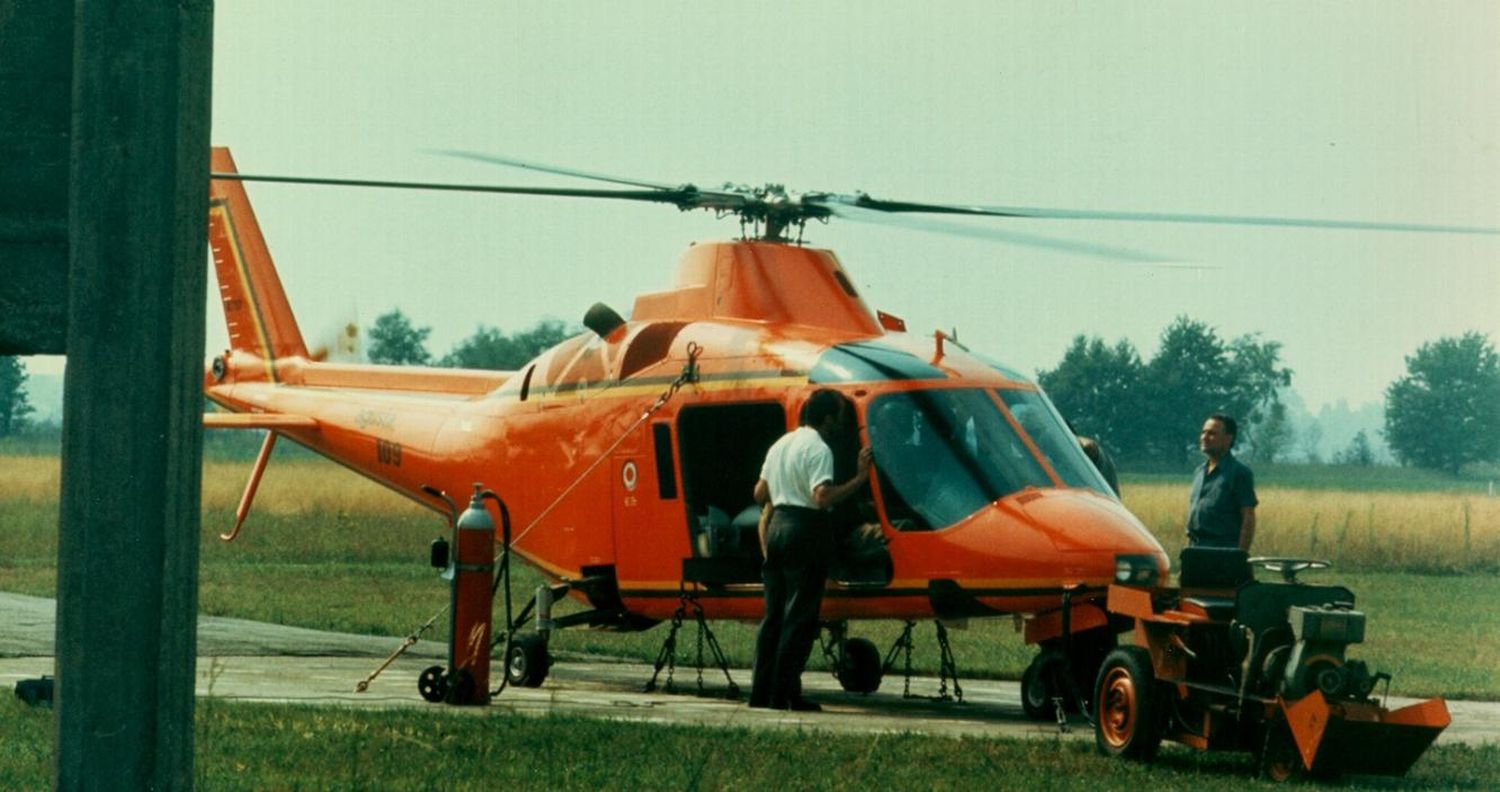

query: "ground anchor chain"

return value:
[645, 585, 737, 697]
[688, 594, 740, 698]
[934, 621, 964, 703]
[882, 620, 917, 699]
[645, 597, 687, 693]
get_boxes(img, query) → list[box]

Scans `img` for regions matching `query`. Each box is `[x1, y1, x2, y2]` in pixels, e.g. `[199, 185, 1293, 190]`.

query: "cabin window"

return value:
[519, 365, 534, 401]
[652, 422, 677, 500]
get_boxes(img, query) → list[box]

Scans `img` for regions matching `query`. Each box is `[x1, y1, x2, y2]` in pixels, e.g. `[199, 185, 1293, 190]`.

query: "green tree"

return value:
[441, 319, 574, 370]
[1036, 335, 1147, 461]
[0, 356, 36, 437]
[367, 310, 432, 366]
[1335, 430, 1375, 466]
[1252, 400, 1294, 463]
[1139, 317, 1292, 466]
[1384, 332, 1500, 474]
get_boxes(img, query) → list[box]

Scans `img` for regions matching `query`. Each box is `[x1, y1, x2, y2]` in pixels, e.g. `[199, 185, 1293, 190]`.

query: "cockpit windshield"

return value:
[867, 389, 1052, 530]
[866, 387, 1114, 531]
[996, 389, 1115, 497]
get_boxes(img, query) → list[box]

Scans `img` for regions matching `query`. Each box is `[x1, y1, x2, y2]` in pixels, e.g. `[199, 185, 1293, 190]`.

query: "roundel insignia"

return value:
[621, 460, 639, 492]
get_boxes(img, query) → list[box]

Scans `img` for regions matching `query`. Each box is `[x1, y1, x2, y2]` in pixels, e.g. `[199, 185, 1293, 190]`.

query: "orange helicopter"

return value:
[202, 147, 1493, 714]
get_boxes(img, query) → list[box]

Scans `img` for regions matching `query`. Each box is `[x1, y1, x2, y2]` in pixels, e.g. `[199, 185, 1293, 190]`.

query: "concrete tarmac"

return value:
[4, 592, 1497, 745]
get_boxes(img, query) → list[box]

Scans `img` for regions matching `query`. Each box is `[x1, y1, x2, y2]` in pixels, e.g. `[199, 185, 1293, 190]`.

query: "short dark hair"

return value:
[1208, 413, 1238, 444]
[801, 389, 848, 427]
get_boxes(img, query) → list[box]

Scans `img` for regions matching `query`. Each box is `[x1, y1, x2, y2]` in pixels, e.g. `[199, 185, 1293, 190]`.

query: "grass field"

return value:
[4, 453, 1500, 787]
[3, 454, 1498, 699]
[2, 696, 1497, 790]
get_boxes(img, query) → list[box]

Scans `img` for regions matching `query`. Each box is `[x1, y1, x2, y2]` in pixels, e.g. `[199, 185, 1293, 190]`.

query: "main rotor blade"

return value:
[430, 150, 681, 191]
[209, 172, 694, 205]
[842, 195, 1500, 236]
[826, 202, 1191, 264]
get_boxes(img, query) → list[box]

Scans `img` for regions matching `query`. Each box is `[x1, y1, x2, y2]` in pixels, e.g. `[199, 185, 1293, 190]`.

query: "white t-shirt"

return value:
[760, 426, 835, 509]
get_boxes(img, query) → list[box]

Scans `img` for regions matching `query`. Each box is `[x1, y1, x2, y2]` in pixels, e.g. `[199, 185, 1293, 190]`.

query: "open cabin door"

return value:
[675, 402, 786, 586]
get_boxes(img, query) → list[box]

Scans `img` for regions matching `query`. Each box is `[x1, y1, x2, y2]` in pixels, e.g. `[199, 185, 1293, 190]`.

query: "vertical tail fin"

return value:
[208, 147, 309, 365]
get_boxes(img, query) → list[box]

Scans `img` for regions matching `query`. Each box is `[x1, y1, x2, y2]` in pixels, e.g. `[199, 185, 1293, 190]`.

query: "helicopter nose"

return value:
[1008, 488, 1168, 580]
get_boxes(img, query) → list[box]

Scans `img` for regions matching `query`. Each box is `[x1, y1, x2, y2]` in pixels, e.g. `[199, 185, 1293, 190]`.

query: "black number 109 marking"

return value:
[376, 438, 403, 467]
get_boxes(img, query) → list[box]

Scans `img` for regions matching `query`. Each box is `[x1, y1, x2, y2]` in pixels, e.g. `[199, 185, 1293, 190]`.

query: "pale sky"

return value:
[34, 2, 1500, 412]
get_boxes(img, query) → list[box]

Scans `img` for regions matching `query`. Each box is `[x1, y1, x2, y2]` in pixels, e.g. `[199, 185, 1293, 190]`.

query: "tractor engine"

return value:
[1274, 605, 1380, 701]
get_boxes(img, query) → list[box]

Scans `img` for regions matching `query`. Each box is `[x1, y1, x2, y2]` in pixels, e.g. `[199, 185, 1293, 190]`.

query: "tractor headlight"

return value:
[1114, 554, 1160, 586]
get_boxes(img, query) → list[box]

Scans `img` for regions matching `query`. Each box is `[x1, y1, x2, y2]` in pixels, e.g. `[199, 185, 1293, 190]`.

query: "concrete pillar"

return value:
[55, 2, 214, 789]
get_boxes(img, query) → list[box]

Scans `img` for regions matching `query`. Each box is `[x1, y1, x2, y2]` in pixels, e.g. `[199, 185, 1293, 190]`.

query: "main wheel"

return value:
[1020, 648, 1067, 721]
[836, 637, 883, 694]
[1093, 646, 1163, 761]
[506, 634, 551, 688]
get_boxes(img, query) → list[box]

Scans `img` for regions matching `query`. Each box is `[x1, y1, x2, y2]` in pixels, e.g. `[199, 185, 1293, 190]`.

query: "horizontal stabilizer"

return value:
[204, 413, 318, 430]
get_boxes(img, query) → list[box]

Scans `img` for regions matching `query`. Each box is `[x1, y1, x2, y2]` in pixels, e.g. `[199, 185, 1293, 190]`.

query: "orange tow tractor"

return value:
[1095, 548, 1450, 781]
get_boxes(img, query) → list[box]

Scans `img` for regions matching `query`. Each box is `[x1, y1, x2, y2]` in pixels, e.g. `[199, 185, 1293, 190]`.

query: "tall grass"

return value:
[1123, 483, 1500, 574]
[7, 455, 1494, 573]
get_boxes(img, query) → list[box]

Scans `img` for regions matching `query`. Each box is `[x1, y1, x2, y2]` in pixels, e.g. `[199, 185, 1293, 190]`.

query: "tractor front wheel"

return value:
[1093, 646, 1163, 761]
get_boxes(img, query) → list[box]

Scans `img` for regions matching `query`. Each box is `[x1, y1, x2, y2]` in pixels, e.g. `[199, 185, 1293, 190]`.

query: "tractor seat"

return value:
[1178, 547, 1252, 590]
[1181, 595, 1237, 622]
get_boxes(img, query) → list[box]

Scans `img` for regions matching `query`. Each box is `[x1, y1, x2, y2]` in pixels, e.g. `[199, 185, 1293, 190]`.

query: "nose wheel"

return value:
[1021, 648, 1071, 720]
[505, 634, 551, 688]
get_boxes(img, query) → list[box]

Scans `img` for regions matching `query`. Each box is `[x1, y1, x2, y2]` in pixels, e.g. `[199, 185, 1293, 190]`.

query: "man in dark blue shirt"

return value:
[1186, 414, 1258, 551]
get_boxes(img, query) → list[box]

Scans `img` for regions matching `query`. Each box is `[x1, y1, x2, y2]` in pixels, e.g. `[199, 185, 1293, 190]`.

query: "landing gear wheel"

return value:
[1020, 648, 1067, 721]
[836, 637, 883, 694]
[1093, 647, 1163, 761]
[506, 634, 551, 688]
[417, 665, 447, 703]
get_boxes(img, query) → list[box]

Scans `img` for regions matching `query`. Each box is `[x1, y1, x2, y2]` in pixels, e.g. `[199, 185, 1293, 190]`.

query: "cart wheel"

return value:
[506, 634, 551, 688]
[837, 637, 883, 694]
[1260, 719, 1303, 782]
[417, 665, 447, 703]
[1020, 648, 1067, 721]
[1093, 646, 1163, 761]
[444, 668, 476, 704]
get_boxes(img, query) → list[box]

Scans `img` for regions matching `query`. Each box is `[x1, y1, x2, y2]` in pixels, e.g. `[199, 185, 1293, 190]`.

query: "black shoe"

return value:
[748, 698, 773, 709]
[787, 697, 822, 712]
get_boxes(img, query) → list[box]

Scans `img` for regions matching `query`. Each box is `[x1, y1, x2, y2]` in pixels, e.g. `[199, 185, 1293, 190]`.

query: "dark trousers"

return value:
[750, 506, 833, 707]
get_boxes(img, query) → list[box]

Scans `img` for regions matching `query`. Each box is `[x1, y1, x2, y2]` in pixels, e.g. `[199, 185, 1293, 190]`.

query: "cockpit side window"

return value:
[996, 389, 1114, 497]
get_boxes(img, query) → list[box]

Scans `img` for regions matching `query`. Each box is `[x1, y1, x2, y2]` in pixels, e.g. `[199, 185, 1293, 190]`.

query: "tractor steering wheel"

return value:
[1248, 556, 1331, 584]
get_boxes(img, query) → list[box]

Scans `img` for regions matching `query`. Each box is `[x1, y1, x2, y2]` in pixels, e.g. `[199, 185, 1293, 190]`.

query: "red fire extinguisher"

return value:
[441, 484, 495, 704]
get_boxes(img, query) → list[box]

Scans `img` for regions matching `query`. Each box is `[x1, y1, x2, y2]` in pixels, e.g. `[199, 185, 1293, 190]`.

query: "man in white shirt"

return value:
[748, 389, 872, 711]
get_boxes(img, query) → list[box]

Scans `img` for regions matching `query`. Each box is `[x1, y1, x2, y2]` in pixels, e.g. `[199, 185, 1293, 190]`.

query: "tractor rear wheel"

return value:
[837, 637, 883, 694]
[1093, 646, 1163, 761]
[506, 634, 551, 688]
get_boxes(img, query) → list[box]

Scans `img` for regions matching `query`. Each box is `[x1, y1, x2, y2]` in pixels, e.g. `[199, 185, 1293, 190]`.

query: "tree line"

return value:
[3, 315, 1496, 477]
[1039, 319, 1499, 474]
[365, 309, 575, 371]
